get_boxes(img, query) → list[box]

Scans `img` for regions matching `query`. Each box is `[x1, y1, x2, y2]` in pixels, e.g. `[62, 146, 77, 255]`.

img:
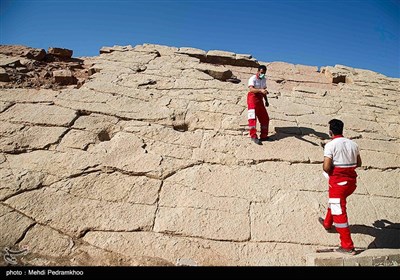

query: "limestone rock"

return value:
[48, 47, 73, 58]
[0, 43, 398, 266]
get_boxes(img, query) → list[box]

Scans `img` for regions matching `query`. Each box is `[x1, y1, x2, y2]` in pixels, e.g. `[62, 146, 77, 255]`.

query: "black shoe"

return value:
[260, 137, 273, 142]
[251, 138, 262, 145]
[318, 217, 335, 232]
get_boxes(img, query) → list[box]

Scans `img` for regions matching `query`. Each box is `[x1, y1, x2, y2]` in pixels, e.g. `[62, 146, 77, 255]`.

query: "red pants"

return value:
[247, 92, 269, 139]
[323, 177, 357, 250]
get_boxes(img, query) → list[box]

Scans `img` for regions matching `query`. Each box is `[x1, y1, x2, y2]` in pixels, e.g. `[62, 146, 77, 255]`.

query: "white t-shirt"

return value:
[324, 137, 359, 168]
[248, 75, 267, 89]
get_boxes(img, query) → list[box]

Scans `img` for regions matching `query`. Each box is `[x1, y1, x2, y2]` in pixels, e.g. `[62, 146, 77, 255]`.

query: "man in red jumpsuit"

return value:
[320, 119, 362, 255]
[247, 65, 271, 145]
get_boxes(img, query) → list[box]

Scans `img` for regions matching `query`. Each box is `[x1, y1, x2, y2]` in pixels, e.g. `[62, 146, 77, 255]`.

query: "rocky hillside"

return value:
[0, 43, 399, 266]
[0, 45, 91, 90]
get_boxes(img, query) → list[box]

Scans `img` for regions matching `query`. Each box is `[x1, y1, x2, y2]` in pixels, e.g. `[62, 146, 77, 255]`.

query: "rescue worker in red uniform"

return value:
[247, 65, 271, 145]
[320, 119, 362, 255]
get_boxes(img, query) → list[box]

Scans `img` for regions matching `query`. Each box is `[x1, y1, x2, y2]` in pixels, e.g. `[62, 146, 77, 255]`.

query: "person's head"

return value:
[257, 65, 267, 79]
[328, 119, 344, 137]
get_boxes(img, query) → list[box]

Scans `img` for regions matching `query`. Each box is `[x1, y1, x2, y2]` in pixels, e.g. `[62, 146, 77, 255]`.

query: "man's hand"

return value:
[264, 96, 269, 107]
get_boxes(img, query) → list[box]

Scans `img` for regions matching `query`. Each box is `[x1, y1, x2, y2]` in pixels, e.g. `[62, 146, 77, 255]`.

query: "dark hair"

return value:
[258, 65, 267, 72]
[329, 119, 344, 135]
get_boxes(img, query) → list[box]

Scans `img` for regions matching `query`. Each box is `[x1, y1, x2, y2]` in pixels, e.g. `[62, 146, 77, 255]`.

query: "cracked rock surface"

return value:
[0, 43, 399, 266]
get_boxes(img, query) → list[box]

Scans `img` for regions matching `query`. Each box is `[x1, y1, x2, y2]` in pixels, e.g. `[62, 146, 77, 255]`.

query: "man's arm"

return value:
[356, 154, 362, 167]
[264, 94, 269, 107]
[323, 156, 333, 174]
[249, 86, 268, 95]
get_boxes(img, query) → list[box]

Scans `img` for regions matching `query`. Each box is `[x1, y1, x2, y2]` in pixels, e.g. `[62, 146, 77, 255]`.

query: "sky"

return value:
[1, 0, 399, 78]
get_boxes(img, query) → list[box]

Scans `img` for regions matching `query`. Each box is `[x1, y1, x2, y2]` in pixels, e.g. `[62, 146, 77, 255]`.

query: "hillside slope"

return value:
[0, 43, 399, 266]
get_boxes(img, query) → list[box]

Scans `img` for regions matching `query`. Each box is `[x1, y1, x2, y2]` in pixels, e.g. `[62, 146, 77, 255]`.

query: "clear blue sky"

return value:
[1, 0, 399, 77]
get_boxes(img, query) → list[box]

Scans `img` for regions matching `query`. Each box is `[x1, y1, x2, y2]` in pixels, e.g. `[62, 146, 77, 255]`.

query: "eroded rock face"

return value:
[0, 43, 399, 266]
[0, 45, 91, 90]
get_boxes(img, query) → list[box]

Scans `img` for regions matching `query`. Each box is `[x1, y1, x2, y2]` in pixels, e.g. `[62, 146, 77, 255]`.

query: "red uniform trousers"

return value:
[247, 92, 269, 139]
[323, 175, 357, 250]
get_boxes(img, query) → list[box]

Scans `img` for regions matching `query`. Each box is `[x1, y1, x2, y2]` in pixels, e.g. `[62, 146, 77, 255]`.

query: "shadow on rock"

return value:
[270, 126, 329, 146]
[350, 219, 400, 249]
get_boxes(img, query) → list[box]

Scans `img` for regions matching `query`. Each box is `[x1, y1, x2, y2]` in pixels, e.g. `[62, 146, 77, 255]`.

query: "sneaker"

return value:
[318, 217, 334, 232]
[335, 247, 356, 255]
[251, 138, 262, 145]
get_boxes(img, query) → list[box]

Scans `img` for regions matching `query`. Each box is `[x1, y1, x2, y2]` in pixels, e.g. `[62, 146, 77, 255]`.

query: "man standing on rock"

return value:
[247, 65, 271, 145]
[320, 119, 362, 255]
